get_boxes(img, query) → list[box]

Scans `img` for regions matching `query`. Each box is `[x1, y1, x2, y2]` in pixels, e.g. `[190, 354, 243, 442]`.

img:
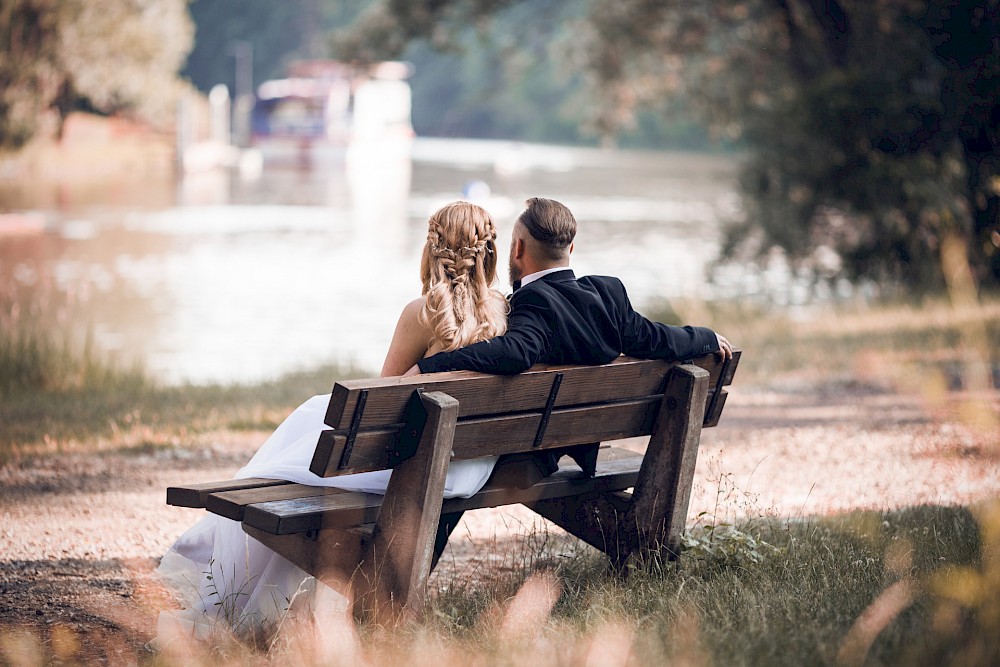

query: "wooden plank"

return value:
[324, 354, 732, 430]
[206, 483, 353, 522]
[357, 390, 458, 621]
[722, 349, 742, 386]
[622, 364, 710, 564]
[166, 478, 291, 508]
[244, 449, 645, 535]
[243, 489, 384, 535]
[242, 524, 367, 599]
[704, 390, 729, 428]
[528, 491, 633, 558]
[310, 395, 661, 477]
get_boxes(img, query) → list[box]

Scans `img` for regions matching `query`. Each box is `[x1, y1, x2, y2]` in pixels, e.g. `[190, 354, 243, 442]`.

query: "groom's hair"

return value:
[518, 197, 576, 261]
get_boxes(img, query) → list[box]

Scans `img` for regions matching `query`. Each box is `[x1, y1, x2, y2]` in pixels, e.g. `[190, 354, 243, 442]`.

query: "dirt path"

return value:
[2, 382, 998, 662]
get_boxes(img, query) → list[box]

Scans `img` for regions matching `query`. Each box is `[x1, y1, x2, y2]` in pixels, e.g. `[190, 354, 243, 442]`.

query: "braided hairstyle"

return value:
[420, 201, 508, 351]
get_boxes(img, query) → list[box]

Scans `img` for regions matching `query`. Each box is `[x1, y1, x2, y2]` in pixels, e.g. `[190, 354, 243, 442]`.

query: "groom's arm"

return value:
[611, 278, 720, 361]
[416, 296, 552, 375]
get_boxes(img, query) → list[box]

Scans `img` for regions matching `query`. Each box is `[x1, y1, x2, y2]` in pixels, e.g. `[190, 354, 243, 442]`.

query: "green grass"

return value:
[100, 503, 993, 666]
[403, 504, 996, 667]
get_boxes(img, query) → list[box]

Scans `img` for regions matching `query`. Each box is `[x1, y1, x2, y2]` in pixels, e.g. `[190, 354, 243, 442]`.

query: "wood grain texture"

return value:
[357, 390, 458, 621]
[166, 478, 291, 508]
[206, 483, 352, 522]
[324, 354, 733, 430]
[624, 364, 710, 560]
[528, 491, 633, 558]
[241, 449, 645, 535]
[310, 353, 739, 478]
[242, 524, 367, 598]
[309, 396, 663, 477]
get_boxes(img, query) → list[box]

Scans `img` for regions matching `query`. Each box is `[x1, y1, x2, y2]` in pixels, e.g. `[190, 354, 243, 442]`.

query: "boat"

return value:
[251, 60, 414, 166]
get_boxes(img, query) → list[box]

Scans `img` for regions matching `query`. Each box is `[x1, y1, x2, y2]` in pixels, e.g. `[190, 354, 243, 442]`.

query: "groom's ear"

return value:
[513, 237, 526, 260]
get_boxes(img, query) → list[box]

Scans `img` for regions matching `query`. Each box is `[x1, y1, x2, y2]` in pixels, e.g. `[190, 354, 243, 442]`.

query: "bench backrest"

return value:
[309, 351, 740, 478]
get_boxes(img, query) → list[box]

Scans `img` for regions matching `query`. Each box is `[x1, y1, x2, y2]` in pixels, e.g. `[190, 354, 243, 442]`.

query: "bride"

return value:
[155, 201, 509, 644]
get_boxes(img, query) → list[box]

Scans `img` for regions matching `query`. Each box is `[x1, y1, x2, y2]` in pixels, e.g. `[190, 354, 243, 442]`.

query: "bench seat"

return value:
[168, 447, 643, 533]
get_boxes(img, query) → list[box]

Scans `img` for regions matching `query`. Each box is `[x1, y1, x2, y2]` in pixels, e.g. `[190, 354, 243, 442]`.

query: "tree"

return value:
[334, 0, 1000, 291]
[182, 0, 361, 94]
[0, 0, 193, 151]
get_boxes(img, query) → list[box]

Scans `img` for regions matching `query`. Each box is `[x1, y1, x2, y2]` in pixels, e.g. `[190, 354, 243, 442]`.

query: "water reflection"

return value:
[0, 139, 737, 385]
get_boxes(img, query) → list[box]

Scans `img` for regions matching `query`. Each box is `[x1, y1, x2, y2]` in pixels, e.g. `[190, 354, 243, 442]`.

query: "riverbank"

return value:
[3, 294, 998, 459]
[1, 378, 998, 664]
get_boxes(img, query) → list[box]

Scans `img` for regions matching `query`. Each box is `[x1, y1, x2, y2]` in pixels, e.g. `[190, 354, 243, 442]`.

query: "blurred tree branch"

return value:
[0, 0, 193, 151]
[333, 0, 999, 292]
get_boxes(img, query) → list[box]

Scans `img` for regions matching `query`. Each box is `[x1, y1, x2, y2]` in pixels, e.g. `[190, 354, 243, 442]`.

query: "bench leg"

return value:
[355, 390, 458, 623]
[621, 363, 709, 566]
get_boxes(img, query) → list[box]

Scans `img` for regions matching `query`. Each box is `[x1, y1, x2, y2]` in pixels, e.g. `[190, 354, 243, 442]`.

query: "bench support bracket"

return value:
[533, 372, 564, 447]
[525, 364, 709, 569]
[241, 524, 367, 600]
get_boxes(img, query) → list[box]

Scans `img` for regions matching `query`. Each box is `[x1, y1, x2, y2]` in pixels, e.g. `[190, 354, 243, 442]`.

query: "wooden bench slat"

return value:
[166, 478, 291, 509]
[205, 446, 643, 525]
[243, 490, 384, 535]
[310, 396, 662, 477]
[206, 483, 354, 522]
[245, 448, 645, 535]
[325, 354, 735, 430]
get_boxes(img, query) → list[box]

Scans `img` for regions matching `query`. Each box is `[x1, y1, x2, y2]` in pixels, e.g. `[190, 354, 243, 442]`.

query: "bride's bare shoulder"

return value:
[399, 296, 427, 320]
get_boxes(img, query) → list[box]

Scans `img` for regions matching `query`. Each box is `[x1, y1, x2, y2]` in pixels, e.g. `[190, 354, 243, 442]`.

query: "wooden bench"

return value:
[167, 351, 740, 621]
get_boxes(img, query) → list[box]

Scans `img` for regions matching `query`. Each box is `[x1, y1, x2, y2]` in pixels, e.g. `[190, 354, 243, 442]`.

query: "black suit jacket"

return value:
[417, 269, 719, 375]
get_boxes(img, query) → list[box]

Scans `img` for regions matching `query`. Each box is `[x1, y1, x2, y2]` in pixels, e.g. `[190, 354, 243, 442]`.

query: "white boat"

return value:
[251, 60, 414, 166]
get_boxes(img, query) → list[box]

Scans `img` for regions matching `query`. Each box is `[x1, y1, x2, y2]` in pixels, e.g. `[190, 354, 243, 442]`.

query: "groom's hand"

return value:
[715, 334, 733, 361]
[403, 363, 421, 377]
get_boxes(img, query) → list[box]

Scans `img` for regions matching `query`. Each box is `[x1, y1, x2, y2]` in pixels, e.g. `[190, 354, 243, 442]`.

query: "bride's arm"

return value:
[380, 298, 434, 377]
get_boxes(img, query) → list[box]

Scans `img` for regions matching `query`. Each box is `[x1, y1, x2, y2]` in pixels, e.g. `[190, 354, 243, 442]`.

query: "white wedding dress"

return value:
[154, 393, 496, 646]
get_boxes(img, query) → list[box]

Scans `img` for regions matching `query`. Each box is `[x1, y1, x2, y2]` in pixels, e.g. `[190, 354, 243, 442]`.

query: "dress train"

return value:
[154, 393, 497, 645]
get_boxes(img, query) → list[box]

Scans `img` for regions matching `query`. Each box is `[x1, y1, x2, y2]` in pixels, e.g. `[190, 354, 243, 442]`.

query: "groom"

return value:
[407, 196, 732, 484]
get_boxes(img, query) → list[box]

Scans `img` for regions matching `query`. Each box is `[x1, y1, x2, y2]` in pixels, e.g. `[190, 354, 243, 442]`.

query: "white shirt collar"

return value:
[519, 266, 570, 288]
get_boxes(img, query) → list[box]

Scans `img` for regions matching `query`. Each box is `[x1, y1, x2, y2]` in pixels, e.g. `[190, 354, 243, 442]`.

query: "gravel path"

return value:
[2, 382, 998, 662]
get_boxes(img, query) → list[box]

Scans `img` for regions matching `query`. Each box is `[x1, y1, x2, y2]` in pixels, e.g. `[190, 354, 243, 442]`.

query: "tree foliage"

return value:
[0, 0, 193, 151]
[182, 0, 366, 95]
[336, 0, 1000, 291]
[180, 0, 704, 147]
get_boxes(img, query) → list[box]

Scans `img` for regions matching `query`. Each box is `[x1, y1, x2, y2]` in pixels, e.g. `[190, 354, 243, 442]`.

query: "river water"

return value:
[0, 138, 743, 384]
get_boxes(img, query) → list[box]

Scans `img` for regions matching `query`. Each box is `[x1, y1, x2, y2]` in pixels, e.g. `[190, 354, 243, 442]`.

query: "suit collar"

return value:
[536, 268, 575, 283]
[514, 268, 575, 291]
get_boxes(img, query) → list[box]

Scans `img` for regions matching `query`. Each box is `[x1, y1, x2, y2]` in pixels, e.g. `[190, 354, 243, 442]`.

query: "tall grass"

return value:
[400, 504, 990, 667]
[0, 285, 365, 459]
[3, 503, 994, 666]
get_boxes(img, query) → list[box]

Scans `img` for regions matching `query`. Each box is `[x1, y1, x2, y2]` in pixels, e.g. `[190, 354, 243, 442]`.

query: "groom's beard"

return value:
[508, 255, 523, 288]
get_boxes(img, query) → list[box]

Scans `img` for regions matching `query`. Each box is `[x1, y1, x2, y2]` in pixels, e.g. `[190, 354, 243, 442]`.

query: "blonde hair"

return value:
[420, 201, 508, 351]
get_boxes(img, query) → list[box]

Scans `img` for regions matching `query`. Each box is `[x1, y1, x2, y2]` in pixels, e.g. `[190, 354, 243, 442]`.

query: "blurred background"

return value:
[0, 0, 997, 387]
